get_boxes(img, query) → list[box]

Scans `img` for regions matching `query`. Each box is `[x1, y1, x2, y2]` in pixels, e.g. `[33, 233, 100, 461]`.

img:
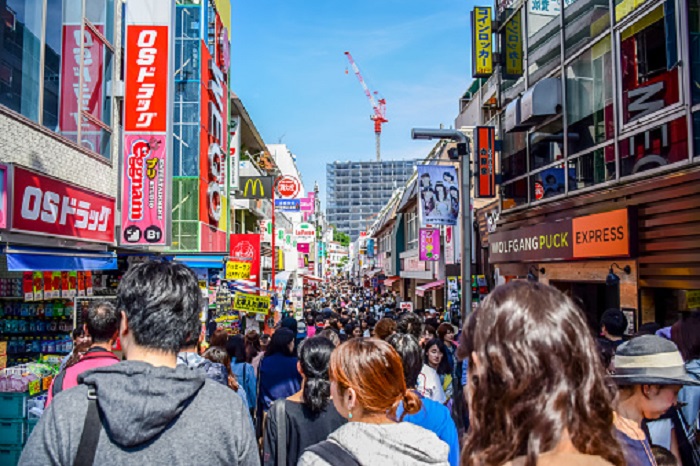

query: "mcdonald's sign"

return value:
[239, 176, 274, 199]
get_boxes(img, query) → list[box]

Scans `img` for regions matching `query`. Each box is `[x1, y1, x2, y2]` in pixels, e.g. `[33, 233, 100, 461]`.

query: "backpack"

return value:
[52, 349, 119, 397]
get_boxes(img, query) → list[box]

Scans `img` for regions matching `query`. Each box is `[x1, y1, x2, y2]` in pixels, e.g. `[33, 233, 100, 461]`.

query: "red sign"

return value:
[11, 166, 115, 243]
[475, 126, 496, 198]
[229, 234, 261, 288]
[534, 181, 544, 200]
[276, 175, 300, 198]
[59, 24, 104, 135]
[124, 25, 170, 132]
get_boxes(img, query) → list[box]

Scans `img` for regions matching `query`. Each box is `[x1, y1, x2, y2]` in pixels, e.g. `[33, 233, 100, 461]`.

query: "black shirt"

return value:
[263, 399, 347, 466]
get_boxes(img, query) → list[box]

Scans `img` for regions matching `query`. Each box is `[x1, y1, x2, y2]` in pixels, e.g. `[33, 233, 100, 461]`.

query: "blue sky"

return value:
[230, 0, 477, 206]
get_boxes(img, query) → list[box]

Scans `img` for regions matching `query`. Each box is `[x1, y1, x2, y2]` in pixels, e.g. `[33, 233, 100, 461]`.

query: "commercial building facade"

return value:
[326, 159, 417, 240]
[467, 0, 700, 329]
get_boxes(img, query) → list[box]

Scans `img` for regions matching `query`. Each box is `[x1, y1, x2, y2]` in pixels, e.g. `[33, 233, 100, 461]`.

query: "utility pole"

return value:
[411, 128, 472, 323]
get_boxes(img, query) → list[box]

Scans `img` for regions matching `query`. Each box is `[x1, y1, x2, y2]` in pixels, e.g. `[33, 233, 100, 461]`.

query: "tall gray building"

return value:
[327, 160, 417, 240]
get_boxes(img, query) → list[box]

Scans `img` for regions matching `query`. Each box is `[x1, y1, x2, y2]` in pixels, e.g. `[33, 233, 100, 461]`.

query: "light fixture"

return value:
[527, 266, 545, 282]
[606, 263, 631, 286]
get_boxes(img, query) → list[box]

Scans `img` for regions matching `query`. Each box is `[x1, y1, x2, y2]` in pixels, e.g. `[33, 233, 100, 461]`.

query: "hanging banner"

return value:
[259, 220, 272, 242]
[233, 292, 271, 314]
[121, 0, 173, 246]
[416, 165, 459, 226]
[225, 261, 252, 280]
[503, 10, 524, 78]
[239, 176, 274, 200]
[229, 116, 241, 191]
[444, 226, 455, 265]
[471, 6, 493, 78]
[229, 234, 261, 288]
[300, 196, 314, 212]
[475, 126, 497, 198]
[419, 228, 441, 262]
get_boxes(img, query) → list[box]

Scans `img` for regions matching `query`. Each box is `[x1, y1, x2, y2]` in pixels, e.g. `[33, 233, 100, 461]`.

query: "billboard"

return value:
[229, 234, 261, 289]
[416, 165, 459, 226]
[120, 0, 173, 246]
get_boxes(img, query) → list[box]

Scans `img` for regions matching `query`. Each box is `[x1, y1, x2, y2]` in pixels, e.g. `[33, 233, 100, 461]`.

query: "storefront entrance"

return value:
[550, 281, 607, 332]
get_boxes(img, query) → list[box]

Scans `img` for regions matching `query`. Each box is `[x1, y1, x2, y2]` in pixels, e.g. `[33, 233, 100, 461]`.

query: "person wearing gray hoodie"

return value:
[20, 262, 260, 466]
[298, 338, 449, 466]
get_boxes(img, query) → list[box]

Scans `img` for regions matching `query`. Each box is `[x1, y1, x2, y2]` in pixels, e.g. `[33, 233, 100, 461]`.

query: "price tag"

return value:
[29, 379, 41, 396]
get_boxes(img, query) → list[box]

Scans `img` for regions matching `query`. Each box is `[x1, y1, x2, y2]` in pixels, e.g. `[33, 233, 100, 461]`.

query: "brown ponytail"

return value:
[399, 390, 422, 420]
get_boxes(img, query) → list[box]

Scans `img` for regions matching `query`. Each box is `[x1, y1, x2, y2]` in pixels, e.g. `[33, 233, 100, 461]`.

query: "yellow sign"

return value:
[504, 10, 523, 77]
[688, 290, 700, 310]
[226, 261, 252, 280]
[233, 293, 271, 314]
[472, 6, 493, 78]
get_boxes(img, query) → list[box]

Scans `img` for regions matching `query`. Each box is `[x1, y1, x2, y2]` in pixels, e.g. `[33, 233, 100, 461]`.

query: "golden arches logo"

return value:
[243, 178, 265, 197]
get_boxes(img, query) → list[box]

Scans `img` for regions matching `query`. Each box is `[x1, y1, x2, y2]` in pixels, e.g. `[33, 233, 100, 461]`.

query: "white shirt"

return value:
[416, 364, 446, 404]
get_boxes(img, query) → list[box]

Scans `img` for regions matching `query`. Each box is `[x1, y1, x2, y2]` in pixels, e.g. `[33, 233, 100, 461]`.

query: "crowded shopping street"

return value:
[1, 0, 700, 465]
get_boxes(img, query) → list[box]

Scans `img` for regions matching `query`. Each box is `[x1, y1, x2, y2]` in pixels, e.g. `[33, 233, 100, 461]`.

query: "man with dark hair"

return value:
[46, 301, 120, 406]
[597, 308, 628, 369]
[387, 333, 459, 466]
[22, 262, 259, 466]
[397, 312, 423, 341]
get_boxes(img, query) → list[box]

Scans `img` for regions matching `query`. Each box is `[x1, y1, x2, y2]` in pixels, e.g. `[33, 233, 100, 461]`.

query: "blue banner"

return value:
[417, 165, 459, 226]
[274, 199, 301, 212]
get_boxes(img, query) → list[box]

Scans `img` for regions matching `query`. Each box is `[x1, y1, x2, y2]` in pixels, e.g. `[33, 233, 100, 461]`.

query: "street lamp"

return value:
[411, 128, 471, 322]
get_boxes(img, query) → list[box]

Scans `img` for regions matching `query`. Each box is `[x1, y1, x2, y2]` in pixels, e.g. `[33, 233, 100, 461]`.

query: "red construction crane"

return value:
[344, 51, 388, 161]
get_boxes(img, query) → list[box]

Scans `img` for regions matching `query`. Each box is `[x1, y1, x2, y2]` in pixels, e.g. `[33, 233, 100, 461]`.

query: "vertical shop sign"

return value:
[475, 126, 497, 198]
[419, 228, 441, 262]
[471, 7, 493, 78]
[0, 164, 7, 229]
[229, 234, 261, 289]
[121, 0, 173, 246]
[444, 226, 455, 265]
[229, 116, 241, 190]
[503, 10, 523, 78]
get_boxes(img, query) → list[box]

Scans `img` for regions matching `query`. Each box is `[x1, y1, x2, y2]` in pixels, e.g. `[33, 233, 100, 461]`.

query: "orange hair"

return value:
[330, 338, 421, 420]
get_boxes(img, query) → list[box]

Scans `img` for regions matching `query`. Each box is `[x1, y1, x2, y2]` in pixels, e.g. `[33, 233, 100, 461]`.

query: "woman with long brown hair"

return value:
[298, 338, 449, 465]
[459, 281, 626, 466]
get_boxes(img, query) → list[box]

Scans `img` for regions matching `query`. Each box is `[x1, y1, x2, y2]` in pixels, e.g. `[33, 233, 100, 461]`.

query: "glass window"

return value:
[620, 3, 680, 125]
[173, 124, 199, 176]
[501, 130, 527, 182]
[568, 147, 615, 190]
[502, 178, 528, 209]
[80, 120, 111, 160]
[527, 0, 562, 84]
[564, 0, 610, 57]
[0, 0, 44, 122]
[615, 0, 650, 22]
[85, 0, 115, 44]
[531, 165, 571, 200]
[501, 74, 525, 108]
[42, 0, 62, 131]
[529, 117, 564, 170]
[690, 0, 700, 105]
[619, 115, 688, 176]
[694, 112, 700, 157]
[565, 36, 614, 155]
[405, 210, 418, 250]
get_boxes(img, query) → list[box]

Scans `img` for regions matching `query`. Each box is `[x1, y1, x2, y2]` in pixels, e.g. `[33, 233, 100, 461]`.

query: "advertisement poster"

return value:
[121, 135, 169, 244]
[444, 226, 455, 265]
[233, 293, 271, 314]
[225, 261, 252, 280]
[419, 228, 441, 262]
[417, 165, 459, 226]
[229, 234, 261, 289]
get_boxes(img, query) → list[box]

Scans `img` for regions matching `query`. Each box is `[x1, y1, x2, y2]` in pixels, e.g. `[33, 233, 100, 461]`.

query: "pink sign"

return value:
[300, 197, 314, 212]
[120, 135, 169, 244]
[297, 243, 310, 254]
[0, 164, 8, 229]
[419, 228, 441, 262]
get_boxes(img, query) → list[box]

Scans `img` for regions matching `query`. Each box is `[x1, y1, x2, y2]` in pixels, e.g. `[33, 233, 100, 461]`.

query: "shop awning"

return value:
[365, 269, 382, 278]
[302, 274, 323, 282]
[4, 246, 117, 272]
[384, 276, 400, 287]
[171, 255, 226, 269]
[416, 280, 445, 297]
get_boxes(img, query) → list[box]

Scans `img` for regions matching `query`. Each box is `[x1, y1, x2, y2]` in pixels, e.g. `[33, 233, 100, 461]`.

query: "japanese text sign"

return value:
[229, 234, 261, 287]
[233, 292, 270, 315]
[504, 10, 523, 78]
[121, 135, 169, 244]
[471, 7, 493, 78]
[226, 261, 252, 280]
[11, 166, 115, 243]
[475, 126, 497, 198]
[275, 199, 301, 212]
[419, 228, 441, 262]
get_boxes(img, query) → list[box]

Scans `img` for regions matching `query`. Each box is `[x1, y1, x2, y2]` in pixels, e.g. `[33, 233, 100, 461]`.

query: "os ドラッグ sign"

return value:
[489, 209, 634, 263]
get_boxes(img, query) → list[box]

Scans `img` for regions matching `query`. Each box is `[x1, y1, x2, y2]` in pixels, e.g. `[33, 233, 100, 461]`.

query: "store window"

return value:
[619, 3, 680, 126]
[502, 177, 528, 209]
[618, 115, 688, 176]
[529, 117, 564, 170]
[42, 0, 63, 130]
[0, 0, 44, 122]
[405, 210, 418, 250]
[501, 130, 527, 182]
[531, 164, 571, 200]
[615, 0, 651, 22]
[568, 147, 615, 191]
[694, 112, 700, 157]
[565, 36, 614, 155]
[527, 0, 562, 84]
[564, 0, 610, 57]
[690, 0, 700, 105]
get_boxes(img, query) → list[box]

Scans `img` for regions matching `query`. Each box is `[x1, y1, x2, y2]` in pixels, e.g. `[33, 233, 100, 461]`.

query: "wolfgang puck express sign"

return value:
[489, 209, 634, 263]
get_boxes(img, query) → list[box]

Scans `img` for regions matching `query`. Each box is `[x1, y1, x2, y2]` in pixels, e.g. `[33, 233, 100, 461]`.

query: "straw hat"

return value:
[611, 335, 700, 386]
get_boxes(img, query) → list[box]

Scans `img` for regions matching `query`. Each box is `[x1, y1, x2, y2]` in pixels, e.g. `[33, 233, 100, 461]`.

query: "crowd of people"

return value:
[19, 262, 700, 466]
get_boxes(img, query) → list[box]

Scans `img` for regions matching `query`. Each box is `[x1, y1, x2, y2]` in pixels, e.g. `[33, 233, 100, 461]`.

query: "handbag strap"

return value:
[73, 385, 101, 466]
[273, 400, 287, 466]
[306, 440, 361, 466]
